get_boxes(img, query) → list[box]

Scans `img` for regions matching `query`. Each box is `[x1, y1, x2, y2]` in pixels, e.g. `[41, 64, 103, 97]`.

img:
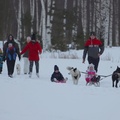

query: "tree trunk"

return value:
[40, 0, 47, 51]
[46, 0, 52, 48]
[17, 0, 22, 41]
[36, 0, 39, 33]
[30, 0, 35, 33]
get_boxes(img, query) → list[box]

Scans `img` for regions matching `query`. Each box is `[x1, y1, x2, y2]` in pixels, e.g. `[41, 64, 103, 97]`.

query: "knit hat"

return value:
[90, 32, 96, 36]
[27, 36, 31, 43]
[8, 43, 13, 47]
[54, 65, 59, 71]
[31, 33, 36, 40]
[27, 36, 31, 40]
[88, 63, 94, 69]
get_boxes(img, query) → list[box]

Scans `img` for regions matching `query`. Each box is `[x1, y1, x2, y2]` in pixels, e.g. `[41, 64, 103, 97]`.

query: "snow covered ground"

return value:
[0, 47, 120, 120]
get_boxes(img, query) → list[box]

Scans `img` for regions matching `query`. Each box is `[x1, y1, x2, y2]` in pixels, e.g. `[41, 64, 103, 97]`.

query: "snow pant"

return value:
[23, 57, 29, 74]
[0, 62, 3, 73]
[29, 61, 39, 73]
[0, 56, 3, 73]
[88, 56, 100, 72]
[6, 60, 15, 75]
[85, 77, 91, 83]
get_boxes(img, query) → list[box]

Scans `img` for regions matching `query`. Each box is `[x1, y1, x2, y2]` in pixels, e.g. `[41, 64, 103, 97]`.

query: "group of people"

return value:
[51, 31, 104, 83]
[0, 31, 104, 84]
[0, 33, 42, 78]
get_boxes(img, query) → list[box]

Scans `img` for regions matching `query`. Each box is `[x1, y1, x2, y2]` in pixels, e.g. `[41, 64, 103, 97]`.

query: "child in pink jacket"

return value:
[85, 63, 97, 83]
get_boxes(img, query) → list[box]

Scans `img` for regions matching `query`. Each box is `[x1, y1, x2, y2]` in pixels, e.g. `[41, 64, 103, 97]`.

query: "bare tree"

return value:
[46, 0, 52, 49]
[36, 0, 39, 33]
[40, 0, 47, 51]
[30, 0, 35, 33]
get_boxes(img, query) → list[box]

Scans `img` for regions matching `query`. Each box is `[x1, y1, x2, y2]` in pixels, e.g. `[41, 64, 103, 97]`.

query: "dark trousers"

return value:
[6, 60, 15, 75]
[29, 61, 39, 73]
[88, 56, 100, 72]
[0, 67, 2, 73]
[0, 63, 3, 73]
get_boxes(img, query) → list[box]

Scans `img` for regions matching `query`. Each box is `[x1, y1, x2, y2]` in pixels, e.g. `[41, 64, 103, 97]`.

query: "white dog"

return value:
[67, 66, 81, 85]
[16, 64, 21, 75]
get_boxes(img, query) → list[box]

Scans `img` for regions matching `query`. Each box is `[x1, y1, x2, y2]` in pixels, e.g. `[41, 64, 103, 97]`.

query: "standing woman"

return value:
[3, 34, 21, 77]
[20, 33, 42, 78]
[22, 36, 31, 74]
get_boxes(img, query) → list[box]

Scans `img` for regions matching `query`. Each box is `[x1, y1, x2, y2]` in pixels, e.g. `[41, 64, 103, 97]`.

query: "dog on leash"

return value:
[67, 66, 81, 85]
[16, 64, 21, 75]
[112, 66, 120, 88]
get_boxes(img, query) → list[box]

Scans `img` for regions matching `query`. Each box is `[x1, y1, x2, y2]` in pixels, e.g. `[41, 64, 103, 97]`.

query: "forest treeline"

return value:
[0, 0, 120, 51]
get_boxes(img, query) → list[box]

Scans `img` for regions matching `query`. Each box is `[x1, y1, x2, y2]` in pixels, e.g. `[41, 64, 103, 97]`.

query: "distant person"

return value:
[82, 32, 104, 72]
[22, 36, 31, 74]
[51, 65, 67, 83]
[0, 48, 3, 74]
[20, 33, 42, 78]
[3, 34, 21, 77]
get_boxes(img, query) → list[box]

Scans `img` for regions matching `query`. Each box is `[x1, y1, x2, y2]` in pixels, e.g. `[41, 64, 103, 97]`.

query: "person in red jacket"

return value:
[82, 32, 104, 72]
[20, 33, 42, 78]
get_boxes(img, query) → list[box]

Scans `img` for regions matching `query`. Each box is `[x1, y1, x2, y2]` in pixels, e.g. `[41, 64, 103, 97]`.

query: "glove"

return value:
[53, 78, 58, 82]
[82, 59, 85, 63]
[2, 56, 6, 62]
[18, 54, 21, 61]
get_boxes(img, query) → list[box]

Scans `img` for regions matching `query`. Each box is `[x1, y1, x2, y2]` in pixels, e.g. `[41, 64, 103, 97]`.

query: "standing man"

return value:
[82, 32, 104, 72]
[20, 33, 42, 78]
[3, 34, 21, 77]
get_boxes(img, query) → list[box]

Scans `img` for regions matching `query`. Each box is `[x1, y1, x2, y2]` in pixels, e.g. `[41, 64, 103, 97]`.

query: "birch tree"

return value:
[105, 0, 111, 47]
[30, 0, 35, 33]
[46, 0, 52, 49]
[17, 0, 22, 41]
[36, 0, 39, 33]
[40, 0, 47, 51]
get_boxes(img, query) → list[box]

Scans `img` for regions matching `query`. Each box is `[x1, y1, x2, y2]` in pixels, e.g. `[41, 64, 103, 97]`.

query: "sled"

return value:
[54, 78, 68, 83]
[86, 76, 100, 87]
[55, 81, 66, 83]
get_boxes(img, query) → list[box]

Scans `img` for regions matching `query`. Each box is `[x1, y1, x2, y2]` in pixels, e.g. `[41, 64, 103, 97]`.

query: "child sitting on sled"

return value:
[85, 63, 100, 84]
[51, 65, 67, 83]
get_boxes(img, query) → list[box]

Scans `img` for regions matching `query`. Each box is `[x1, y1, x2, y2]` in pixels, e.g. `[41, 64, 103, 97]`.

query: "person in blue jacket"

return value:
[3, 34, 21, 77]
[51, 65, 67, 83]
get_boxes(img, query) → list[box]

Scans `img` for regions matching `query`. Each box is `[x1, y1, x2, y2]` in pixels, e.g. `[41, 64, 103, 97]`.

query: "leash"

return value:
[99, 74, 112, 78]
[81, 71, 112, 81]
[99, 74, 112, 81]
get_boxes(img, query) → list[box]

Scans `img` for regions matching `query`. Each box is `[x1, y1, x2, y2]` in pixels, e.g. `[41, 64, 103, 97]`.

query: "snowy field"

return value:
[0, 47, 120, 120]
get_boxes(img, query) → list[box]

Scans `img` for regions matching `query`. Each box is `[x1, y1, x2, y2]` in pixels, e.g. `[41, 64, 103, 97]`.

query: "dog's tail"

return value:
[66, 66, 73, 71]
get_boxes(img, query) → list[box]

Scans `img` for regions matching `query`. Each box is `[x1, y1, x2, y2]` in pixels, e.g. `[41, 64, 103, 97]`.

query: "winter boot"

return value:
[29, 72, 32, 78]
[36, 73, 39, 78]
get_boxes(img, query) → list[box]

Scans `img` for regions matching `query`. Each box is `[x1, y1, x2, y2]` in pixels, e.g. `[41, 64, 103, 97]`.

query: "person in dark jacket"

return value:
[82, 32, 104, 72]
[3, 34, 21, 77]
[51, 65, 66, 83]
[0, 48, 3, 74]
[20, 33, 42, 78]
[22, 36, 31, 74]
